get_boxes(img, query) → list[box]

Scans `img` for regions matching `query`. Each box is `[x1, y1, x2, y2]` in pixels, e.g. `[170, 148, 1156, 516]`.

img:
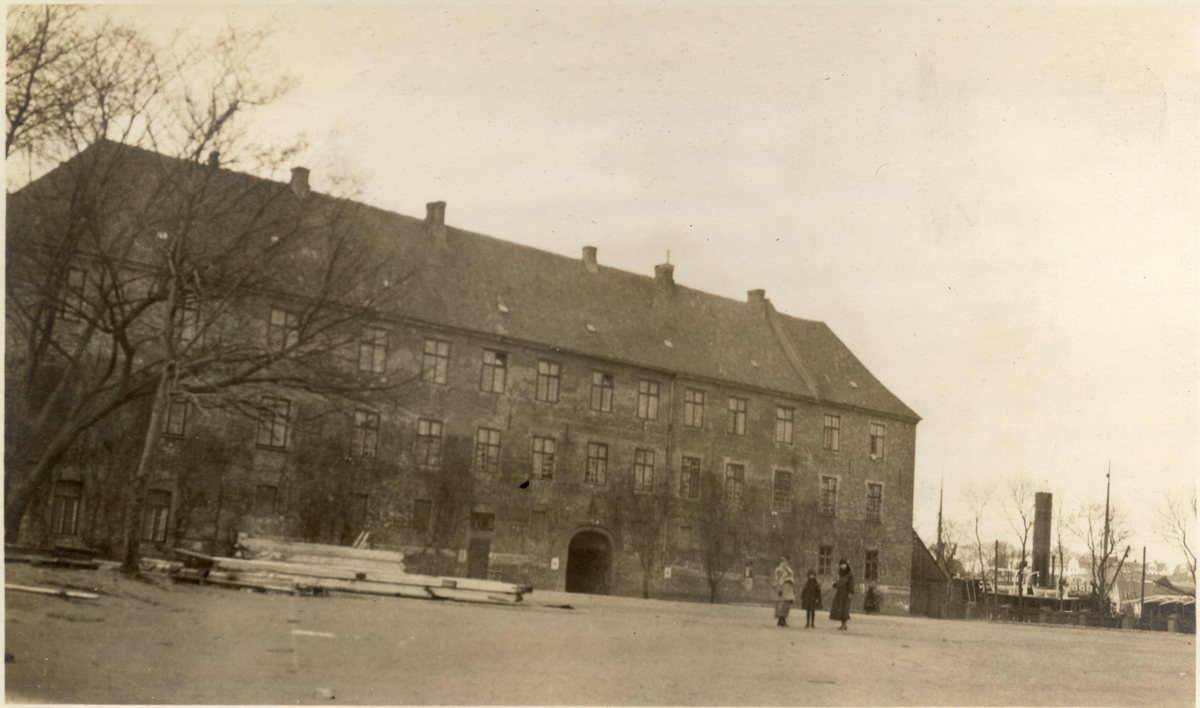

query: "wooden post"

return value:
[994, 540, 999, 610]
[1139, 547, 1147, 631]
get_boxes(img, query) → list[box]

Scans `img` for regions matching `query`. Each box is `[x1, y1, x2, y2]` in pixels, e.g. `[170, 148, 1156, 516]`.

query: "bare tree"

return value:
[961, 480, 994, 579]
[610, 468, 674, 599]
[1002, 478, 1037, 590]
[694, 469, 752, 603]
[1067, 499, 1131, 611]
[1154, 487, 1196, 588]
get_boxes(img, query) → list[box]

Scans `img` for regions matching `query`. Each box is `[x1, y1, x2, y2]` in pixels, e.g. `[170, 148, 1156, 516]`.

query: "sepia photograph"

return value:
[4, 3, 1196, 705]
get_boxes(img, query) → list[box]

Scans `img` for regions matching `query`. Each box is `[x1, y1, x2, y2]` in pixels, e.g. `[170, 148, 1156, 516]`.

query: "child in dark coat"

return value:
[800, 570, 822, 628]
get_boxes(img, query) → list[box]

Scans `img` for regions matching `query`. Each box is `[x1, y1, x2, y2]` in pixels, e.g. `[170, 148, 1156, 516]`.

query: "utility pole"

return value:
[1139, 547, 1147, 630]
[1102, 462, 1111, 608]
[936, 474, 945, 566]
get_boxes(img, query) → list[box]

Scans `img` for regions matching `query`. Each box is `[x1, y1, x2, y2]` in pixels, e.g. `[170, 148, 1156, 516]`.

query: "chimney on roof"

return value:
[290, 167, 310, 199]
[747, 289, 769, 315]
[582, 246, 599, 274]
[208, 151, 219, 169]
[654, 262, 675, 290]
[426, 201, 448, 248]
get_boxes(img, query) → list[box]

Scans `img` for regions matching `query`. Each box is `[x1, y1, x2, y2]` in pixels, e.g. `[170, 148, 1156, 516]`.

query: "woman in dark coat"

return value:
[799, 569, 822, 628]
[829, 558, 854, 630]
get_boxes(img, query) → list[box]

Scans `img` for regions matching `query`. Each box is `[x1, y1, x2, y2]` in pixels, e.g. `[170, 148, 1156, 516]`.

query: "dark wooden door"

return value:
[467, 538, 490, 579]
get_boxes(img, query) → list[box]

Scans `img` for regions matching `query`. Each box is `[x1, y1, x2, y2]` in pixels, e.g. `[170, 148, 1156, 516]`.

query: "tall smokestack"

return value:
[1033, 492, 1053, 588]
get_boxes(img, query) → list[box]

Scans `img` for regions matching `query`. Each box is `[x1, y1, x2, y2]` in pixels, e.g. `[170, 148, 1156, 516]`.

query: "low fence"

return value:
[956, 601, 1195, 633]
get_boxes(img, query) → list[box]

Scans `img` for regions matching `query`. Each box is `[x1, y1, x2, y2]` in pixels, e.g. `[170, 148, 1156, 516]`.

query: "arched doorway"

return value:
[565, 529, 612, 595]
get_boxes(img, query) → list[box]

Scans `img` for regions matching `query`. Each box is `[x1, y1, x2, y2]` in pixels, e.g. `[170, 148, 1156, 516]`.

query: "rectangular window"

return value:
[585, 442, 608, 485]
[253, 485, 278, 517]
[680, 456, 701, 499]
[870, 422, 886, 460]
[530, 510, 548, 533]
[773, 470, 792, 512]
[50, 481, 82, 535]
[727, 397, 747, 435]
[352, 410, 379, 459]
[161, 398, 188, 438]
[820, 476, 838, 516]
[634, 449, 655, 493]
[823, 414, 841, 451]
[536, 360, 561, 403]
[256, 397, 291, 449]
[637, 380, 660, 420]
[358, 327, 387, 373]
[867, 483, 883, 522]
[590, 371, 614, 412]
[474, 427, 501, 473]
[865, 550, 879, 582]
[480, 350, 507, 393]
[531, 436, 556, 479]
[725, 463, 745, 506]
[775, 407, 794, 444]
[176, 292, 200, 343]
[141, 489, 171, 543]
[415, 419, 443, 468]
[268, 308, 300, 350]
[684, 389, 705, 427]
[470, 512, 496, 532]
[412, 499, 432, 533]
[421, 339, 450, 384]
[678, 525, 693, 551]
[60, 267, 87, 320]
[819, 545, 833, 576]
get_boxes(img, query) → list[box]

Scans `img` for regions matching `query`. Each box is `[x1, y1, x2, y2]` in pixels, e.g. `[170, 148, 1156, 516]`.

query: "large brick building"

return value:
[10, 142, 920, 609]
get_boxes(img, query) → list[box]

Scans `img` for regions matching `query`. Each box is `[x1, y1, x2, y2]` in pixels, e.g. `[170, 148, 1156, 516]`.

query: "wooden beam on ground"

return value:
[6, 584, 99, 600]
[237, 537, 402, 563]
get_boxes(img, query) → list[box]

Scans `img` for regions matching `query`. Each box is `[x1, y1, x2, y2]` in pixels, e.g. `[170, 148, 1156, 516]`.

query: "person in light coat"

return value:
[773, 556, 796, 627]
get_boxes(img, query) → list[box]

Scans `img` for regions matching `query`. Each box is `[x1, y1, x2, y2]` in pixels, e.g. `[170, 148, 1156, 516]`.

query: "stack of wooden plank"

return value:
[171, 537, 532, 604]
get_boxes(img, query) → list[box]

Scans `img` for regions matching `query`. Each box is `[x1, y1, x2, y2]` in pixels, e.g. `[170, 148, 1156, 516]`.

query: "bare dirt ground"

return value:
[4, 562, 1195, 706]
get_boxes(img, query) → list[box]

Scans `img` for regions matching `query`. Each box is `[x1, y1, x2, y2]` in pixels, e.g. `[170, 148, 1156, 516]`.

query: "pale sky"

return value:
[85, 4, 1199, 567]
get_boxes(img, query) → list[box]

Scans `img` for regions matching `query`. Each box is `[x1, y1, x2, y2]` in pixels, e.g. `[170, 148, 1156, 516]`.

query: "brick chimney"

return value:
[290, 167, 310, 199]
[582, 246, 599, 273]
[655, 262, 675, 290]
[426, 201, 447, 248]
[747, 289, 768, 315]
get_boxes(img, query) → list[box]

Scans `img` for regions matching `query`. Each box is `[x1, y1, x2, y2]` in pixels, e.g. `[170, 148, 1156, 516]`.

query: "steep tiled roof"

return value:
[20, 140, 918, 422]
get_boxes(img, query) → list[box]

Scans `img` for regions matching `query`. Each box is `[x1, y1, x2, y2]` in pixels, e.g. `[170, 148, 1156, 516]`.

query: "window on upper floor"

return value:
[161, 398, 188, 438]
[684, 389, 705, 427]
[532, 436, 555, 479]
[866, 483, 883, 522]
[268, 308, 300, 351]
[870, 422, 886, 460]
[480, 350, 507, 393]
[775, 407, 794, 444]
[820, 476, 838, 516]
[680, 456, 701, 499]
[637, 380, 660, 420]
[585, 442, 608, 485]
[727, 397, 747, 435]
[256, 397, 291, 450]
[634, 449, 655, 493]
[415, 419, 443, 468]
[725, 463, 745, 507]
[474, 427, 501, 473]
[421, 339, 450, 384]
[590, 371, 614, 412]
[773, 470, 792, 512]
[823, 414, 841, 451]
[536, 360, 561, 403]
[358, 327, 387, 373]
[352, 410, 379, 459]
